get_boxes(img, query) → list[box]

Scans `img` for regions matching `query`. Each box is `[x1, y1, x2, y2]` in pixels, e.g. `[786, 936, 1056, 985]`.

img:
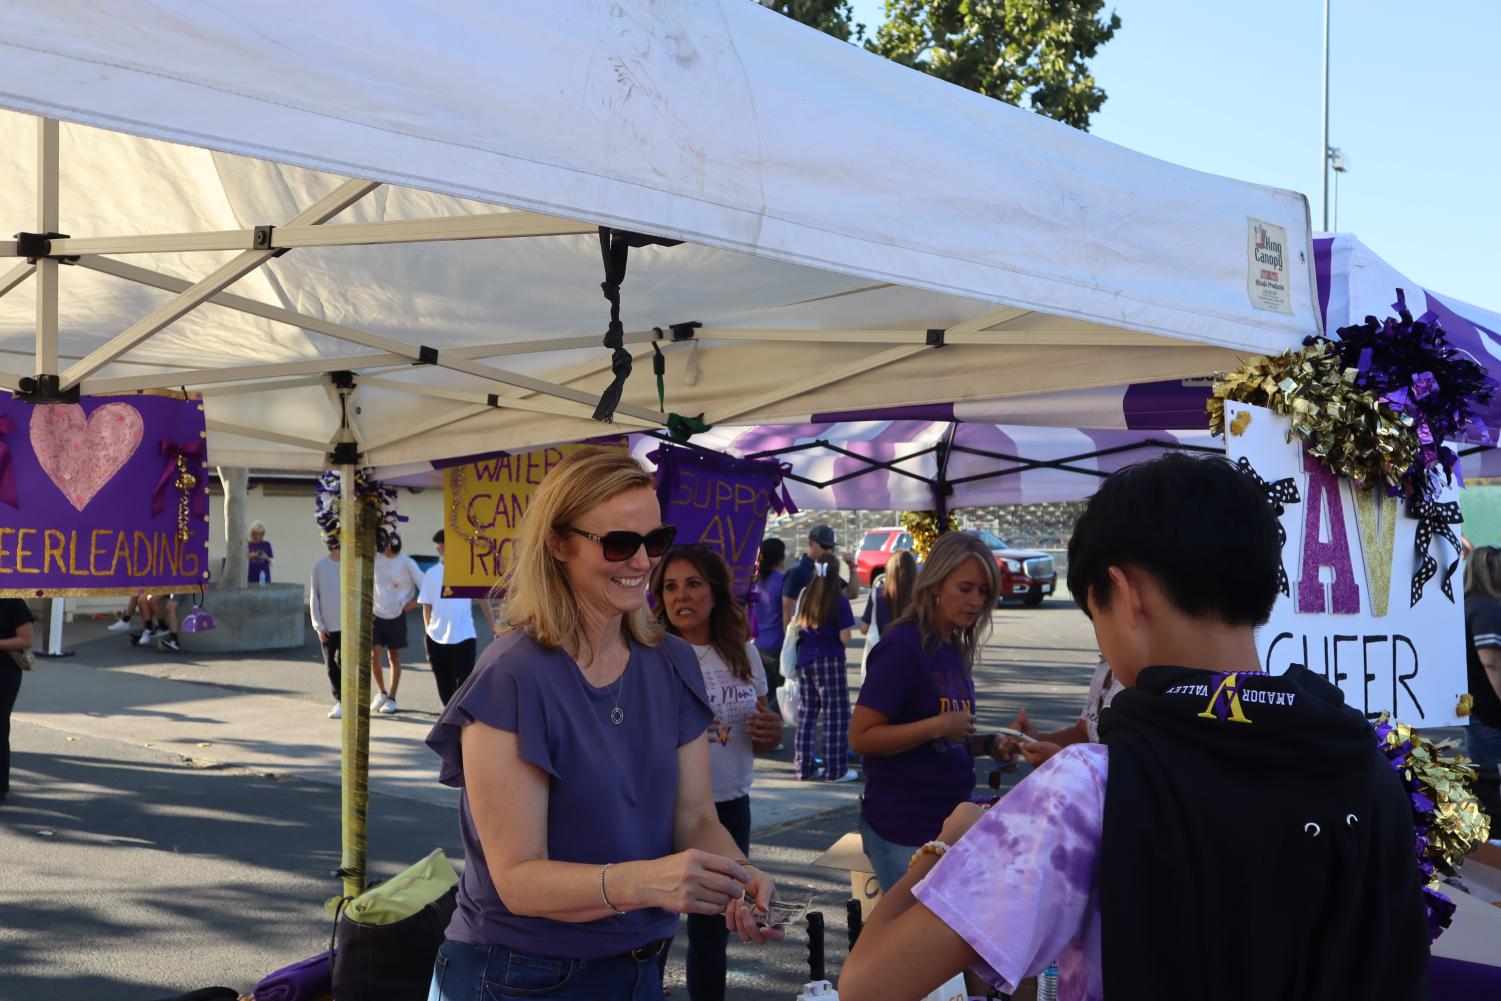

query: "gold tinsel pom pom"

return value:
[899, 510, 950, 561]
[1376, 713, 1491, 879]
[1208, 342, 1419, 488]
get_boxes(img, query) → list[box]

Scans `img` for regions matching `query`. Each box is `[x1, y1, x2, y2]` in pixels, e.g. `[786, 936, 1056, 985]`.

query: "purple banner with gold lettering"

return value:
[0, 393, 210, 596]
[652, 445, 794, 601]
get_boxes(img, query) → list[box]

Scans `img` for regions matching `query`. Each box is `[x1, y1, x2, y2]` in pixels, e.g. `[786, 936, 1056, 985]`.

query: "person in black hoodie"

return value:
[840, 452, 1429, 1001]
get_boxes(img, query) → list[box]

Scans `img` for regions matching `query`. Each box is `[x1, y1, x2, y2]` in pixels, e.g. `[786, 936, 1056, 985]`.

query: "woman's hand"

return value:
[1009, 709, 1037, 737]
[992, 734, 1022, 761]
[938, 802, 986, 846]
[930, 710, 977, 743]
[746, 710, 782, 751]
[725, 866, 786, 945]
[632, 849, 748, 915]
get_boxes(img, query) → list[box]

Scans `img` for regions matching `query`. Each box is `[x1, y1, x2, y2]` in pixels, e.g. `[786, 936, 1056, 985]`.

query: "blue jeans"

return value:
[429, 939, 666, 1001]
[859, 812, 921, 893]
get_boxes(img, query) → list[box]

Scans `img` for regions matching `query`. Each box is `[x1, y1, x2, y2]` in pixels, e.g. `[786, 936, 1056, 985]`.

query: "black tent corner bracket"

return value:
[327, 441, 362, 466]
[13, 231, 78, 264]
[12, 374, 80, 404]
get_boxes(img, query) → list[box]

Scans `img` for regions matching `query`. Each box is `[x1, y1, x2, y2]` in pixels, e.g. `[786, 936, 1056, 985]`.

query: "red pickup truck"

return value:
[856, 526, 1058, 606]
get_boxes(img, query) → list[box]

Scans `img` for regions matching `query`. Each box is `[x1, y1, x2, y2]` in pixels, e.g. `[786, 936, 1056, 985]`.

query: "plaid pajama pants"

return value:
[795, 655, 850, 780]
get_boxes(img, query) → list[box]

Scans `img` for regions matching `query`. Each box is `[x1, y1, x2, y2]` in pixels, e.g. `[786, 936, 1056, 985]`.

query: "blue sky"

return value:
[846, 1, 1500, 308]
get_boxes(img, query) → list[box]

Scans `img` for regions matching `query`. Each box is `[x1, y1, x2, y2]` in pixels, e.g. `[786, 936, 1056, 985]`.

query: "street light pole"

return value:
[1321, 0, 1331, 231]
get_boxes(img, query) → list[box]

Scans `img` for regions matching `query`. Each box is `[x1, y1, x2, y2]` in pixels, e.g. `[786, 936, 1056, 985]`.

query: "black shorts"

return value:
[371, 614, 408, 650]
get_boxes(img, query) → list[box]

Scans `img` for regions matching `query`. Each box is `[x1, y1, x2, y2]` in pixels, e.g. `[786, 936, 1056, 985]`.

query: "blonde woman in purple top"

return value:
[426, 447, 781, 1001]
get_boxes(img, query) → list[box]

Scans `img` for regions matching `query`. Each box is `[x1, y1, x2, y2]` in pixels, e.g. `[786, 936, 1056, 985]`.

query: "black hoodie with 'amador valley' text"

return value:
[1098, 665, 1429, 1001]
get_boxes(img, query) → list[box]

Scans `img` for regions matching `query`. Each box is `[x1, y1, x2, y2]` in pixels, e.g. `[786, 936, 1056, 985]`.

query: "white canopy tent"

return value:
[0, 0, 1319, 470]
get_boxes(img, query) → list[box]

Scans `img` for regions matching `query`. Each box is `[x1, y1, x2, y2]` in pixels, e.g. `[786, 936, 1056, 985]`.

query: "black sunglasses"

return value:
[559, 524, 677, 562]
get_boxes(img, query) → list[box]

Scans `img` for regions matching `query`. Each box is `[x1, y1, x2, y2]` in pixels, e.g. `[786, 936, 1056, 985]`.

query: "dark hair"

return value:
[386, 534, 403, 555]
[1465, 546, 1501, 602]
[1067, 453, 1280, 626]
[651, 545, 753, 682]
[758, 538, 787, 581]
[796, 554, 843, 632]
[432, 528, 445, 545]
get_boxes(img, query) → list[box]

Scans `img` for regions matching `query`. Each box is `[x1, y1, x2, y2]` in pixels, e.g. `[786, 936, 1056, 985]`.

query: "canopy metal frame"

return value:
[0, 116, 1210, 466]
[742, 431, 1227, 513]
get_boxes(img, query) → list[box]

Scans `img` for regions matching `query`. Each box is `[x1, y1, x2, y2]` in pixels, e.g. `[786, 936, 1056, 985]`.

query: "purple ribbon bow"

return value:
[0, 414, 16, 509]
[151, 436, 208, 519]
[773, 462, 799, 516]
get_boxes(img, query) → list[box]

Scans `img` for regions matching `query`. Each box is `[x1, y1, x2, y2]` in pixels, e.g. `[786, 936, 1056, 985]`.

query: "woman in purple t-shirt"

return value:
[426, 447, 781, 1001]
[850, 531, 1008, 891]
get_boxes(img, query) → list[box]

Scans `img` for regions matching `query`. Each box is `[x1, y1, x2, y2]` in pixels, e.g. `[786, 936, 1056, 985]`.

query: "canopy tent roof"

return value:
[0, 0, 1318, 470]
[877, 233, 1501, 435]
[590, 233, 1496, 510]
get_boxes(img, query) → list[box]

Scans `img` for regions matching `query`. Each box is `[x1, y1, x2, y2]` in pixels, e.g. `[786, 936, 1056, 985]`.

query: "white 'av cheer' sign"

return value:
[1225, 401, 1466, 726]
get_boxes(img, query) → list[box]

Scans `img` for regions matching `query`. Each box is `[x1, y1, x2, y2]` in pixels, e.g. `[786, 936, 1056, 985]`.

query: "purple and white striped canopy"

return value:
[659, 422, 1218, 510]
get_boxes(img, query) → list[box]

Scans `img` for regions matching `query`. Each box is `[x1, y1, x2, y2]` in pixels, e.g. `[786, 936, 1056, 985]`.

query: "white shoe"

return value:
[328, 702, 343, 719]
[370, 693, 389, 712]
[106, 617, 131, 632]
[135, 629, 157, 647]
[830, 769, 860, 783]
[378, 698, 398, 714]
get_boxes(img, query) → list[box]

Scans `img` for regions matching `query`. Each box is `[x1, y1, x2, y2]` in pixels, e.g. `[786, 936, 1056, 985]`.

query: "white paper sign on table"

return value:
[1224, 401, 1466, 726]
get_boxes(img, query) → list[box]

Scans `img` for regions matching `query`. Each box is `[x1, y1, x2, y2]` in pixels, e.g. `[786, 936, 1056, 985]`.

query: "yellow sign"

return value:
[441, 442, 623, 597]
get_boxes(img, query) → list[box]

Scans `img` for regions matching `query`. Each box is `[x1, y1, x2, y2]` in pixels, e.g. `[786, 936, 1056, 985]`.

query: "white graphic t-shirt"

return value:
[1082, 658, 1121, 743]
[694, 640, 769, 802]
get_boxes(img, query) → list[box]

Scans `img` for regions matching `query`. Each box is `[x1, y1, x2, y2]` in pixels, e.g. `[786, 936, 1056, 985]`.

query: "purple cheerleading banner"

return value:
[652, 444, 795, 600]
[0, 393, 210, 597]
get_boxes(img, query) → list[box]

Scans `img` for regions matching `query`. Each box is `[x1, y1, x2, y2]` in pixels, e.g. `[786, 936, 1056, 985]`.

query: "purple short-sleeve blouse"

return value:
[426, 629, 713, 958]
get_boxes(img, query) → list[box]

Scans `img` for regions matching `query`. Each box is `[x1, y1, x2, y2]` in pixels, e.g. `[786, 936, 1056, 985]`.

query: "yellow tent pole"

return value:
[338, 465, 375, 900]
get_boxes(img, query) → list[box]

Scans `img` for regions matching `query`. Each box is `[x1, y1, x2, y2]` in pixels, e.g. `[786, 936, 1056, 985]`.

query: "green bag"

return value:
[329, 848, 459, 927]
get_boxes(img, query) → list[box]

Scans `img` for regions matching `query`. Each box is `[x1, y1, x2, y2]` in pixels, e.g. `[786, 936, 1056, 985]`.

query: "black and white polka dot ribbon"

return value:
[1237, 457, 1301, 596]
[1407, 497, 1463, 606]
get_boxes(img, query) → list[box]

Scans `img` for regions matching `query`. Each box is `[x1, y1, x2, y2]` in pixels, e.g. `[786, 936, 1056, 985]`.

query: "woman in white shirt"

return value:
[370, 535, 425, 714]
[651, 544, 783, 1001]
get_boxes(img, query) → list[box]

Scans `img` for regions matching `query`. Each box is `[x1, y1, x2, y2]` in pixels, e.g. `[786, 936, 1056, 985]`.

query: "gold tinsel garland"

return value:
[1208, 341, 1420, 489]
[899, 510, 950, 561]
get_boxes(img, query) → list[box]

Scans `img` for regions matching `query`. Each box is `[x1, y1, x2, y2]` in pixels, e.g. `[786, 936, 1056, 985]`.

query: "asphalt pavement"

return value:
[0, 597, 1100, 1000]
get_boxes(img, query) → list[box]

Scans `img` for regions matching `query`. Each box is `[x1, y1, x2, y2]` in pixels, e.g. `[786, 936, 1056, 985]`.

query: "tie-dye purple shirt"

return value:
[913, 743, 1108, 1001]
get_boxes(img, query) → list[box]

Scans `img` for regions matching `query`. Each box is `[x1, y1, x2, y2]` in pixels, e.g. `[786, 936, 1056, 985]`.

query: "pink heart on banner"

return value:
[29, 403, 145, 512]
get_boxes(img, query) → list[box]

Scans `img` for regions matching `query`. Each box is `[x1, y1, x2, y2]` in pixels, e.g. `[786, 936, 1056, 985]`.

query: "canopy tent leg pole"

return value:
[933, 423, 958, 530]
[35, 118, 58, 379]
[338, 464, 375, 900]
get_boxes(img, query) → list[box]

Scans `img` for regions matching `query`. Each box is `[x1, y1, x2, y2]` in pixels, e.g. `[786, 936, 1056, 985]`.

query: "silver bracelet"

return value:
[600, 863, 626, 916]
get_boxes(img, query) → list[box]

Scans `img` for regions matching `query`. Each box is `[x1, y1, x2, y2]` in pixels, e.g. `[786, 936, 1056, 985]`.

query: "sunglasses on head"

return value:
[559, 524, 677, 562]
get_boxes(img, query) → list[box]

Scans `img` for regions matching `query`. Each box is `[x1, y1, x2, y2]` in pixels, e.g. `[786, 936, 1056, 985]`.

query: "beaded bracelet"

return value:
[600, 863, 626, 916]
[907, 840, 950, 870]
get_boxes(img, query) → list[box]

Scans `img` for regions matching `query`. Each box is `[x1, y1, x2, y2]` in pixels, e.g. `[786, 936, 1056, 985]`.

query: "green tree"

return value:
[760, 1, 866, 43]
[771, 0, 1121, 131]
